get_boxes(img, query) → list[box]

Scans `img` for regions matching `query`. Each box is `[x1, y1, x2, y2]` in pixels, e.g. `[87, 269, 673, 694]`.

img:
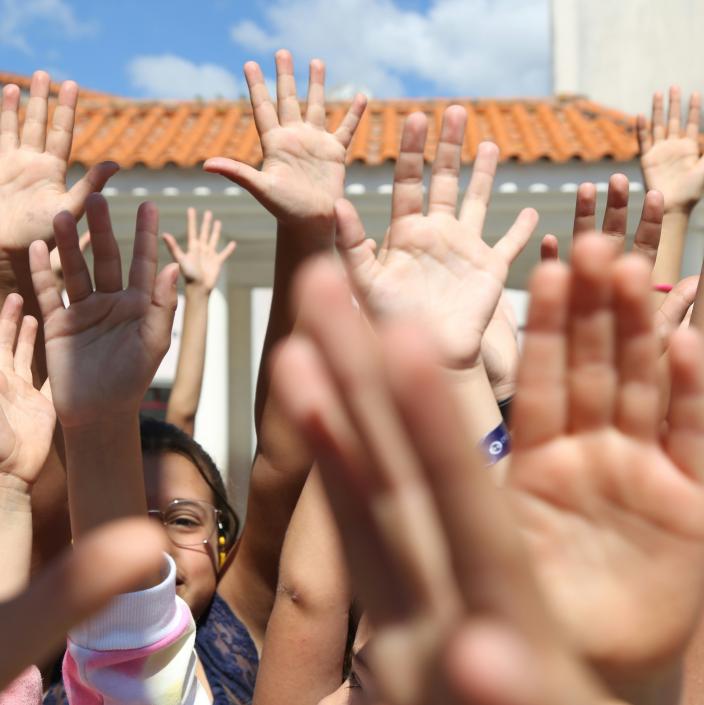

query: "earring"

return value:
[218, 520, 227, 568]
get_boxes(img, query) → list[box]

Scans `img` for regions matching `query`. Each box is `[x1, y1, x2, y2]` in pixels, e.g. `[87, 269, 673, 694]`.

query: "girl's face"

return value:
[143, 451, 218, 620]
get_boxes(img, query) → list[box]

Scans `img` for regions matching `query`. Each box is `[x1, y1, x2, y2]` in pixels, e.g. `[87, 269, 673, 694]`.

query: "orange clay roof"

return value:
[0, 71, 641, 169]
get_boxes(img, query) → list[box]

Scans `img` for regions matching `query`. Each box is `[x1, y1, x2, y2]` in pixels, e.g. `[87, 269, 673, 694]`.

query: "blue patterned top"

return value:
[42, 591, 259, 704]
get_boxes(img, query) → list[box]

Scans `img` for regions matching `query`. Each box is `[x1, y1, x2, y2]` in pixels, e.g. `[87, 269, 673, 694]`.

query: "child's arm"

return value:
[253, 469, 350, 705]
[163, 208, 236, 435]
[334, 107, 537, 472]
[638, 87, 704, 286]
[30, 195, 178, 541]
[205, 51, 365, 647]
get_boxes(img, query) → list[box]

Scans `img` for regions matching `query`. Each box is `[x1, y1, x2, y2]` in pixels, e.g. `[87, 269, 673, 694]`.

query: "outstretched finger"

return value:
[600, 173, 629, 252]
[203, 158, 269, 207]
[162, 233, 185, 265]
[0, 294, 23, 370]
[334, 93, 367, 149]
[28, 241, 64, 322]
[492, 208, 538, 265]
[612, 255, 659, 439]
[458, 141, 499, 234]
[540, 234, 559, 261]
[667, 85, 682, 138]
[567, 235, 617, 431]
[305, 58, 326, 128]
[686, 92, 702, 142]
[199, 209, 213, 244]
[13, 315, 38, 384]
[127, 201, 160, 296]
[335, 198, 377, 295]
[0, 518, 165, 692]
[427, 105, 467, 216]
[632, 189, 664, 269]
[217, 240, 236, 264]
[666, 328, 704, 480]
[54, 211, 93, 304]
[186, 206, 197, 249]
[85, 194, 123, 293]
[636, 114, 652, 154]
[46, 80, 78, 162]
[20, 71, 50, 152]
[244, 61, 279, 135]
[209, 219, 222, 251]
[65, 161, 120, 216]
[275, 49, 302, 125]
[0, 84, 20, 152]
[512, 261, 570, 448]
[144, 263, 179, 358]
[572, 182, 597, 237]
[391, 112, 428, 222]
[652, 91, 665, 142]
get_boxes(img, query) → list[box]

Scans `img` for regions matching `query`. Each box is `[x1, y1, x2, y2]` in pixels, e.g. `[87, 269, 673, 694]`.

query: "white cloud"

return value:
[0, 0, 97, 54]
[127, 54, 242, 100]
[230, 0, 550, 98]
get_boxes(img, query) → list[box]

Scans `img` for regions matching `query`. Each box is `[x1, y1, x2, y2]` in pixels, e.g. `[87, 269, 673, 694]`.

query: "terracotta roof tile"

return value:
[0, 70, 645, 169]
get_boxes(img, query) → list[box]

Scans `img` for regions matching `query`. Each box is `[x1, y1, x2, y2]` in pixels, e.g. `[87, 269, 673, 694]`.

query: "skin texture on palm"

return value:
[335, 107, 538, 371]
[271, 257, 603, 705]
[0, 73, 117, 252]
[509, 236, 704, 704]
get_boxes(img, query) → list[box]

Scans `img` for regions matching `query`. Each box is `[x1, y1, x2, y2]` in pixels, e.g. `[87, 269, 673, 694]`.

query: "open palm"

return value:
[336, 107, 537, 369]
[0, 294, 54, 485]
[509, 236, 704, 692]
[0, 73, 117, 250]
[638, 87, 704, 213]
[29, 196, 178, 428]
[204, 51, 366, 226]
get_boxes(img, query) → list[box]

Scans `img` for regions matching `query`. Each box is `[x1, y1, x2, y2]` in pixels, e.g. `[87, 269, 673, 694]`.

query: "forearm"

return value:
[63, 415, 147, 538]
[445, 362, 508, 480]
[166, 285, 209, 435]
[0, 475, 32, 600]
[255, 220, 334, 473]
[652, 210, 691, 287]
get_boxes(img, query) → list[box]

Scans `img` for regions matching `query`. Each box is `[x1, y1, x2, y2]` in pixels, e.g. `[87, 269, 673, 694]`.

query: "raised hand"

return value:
[0, 294, 54, 486]
[541, 174, 664, 266]
[204, 51, 366, 228]
[0, 72, 117, 251]
[335, 107, 538, 370]
[163, 208, 236, 292]
[638, 87, 704, 214]
[271, 258, 602, 705]
[509, 234, 704, 702]
[28, 193, 178, 428]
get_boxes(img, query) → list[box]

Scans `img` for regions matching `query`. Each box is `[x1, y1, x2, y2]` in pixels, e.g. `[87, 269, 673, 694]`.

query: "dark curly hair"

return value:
[139, 416, 240, 550]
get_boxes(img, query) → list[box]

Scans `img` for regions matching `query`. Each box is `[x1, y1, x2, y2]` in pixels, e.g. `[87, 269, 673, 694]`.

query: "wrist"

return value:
[276, 217, 336, 252]
[184, 282, 212, 299]
[0, 474, 32, 512]
[663, 204, 694, 218]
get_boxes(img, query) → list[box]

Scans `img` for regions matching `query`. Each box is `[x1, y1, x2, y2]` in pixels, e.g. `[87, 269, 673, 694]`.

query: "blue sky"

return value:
[0, 0, 551, 99]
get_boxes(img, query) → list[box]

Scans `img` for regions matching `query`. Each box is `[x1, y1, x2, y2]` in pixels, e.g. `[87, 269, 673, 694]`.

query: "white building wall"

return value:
[552, 0, 704, 114]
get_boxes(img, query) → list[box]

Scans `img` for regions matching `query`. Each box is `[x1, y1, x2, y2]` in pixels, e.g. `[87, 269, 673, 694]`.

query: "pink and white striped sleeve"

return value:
[63, 554, 210, 705]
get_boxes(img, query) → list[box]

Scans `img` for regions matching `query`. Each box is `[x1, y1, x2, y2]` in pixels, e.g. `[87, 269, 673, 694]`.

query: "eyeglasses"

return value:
[148, 498, 221, 550]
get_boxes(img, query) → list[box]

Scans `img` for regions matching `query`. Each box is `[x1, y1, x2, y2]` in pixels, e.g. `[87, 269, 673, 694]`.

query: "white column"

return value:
[551, 0, 579, 95]
[194, 275, 230, 479]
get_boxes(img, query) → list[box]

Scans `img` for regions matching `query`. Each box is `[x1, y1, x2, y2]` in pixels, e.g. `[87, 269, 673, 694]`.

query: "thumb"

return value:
[145, 263, 179, 358]
[65, 161, 120, 216]
[204, 157, 270, 206]
[334, 199, 377, 293]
